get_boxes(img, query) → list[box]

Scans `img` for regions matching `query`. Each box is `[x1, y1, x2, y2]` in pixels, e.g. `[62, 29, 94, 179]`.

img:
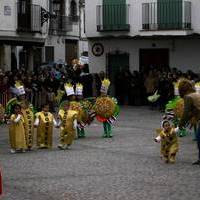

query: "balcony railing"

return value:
[97, 4, 130, 32]
[142, 1, 191, 30]
[49, 15, 73, 35]
[17, 3, 42, 33]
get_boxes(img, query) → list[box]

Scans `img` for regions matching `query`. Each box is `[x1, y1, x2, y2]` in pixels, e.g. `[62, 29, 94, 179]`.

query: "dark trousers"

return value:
[196, 124, 200, 159]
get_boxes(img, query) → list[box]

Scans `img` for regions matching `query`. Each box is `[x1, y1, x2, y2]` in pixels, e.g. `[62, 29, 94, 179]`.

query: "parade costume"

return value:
[94, 79, 119, 138]
[155, 121, 179, 163]
[34, 110, 57, 149]
[75, 83, 86, 138]
[58, 106, 78, 150]
[177, 79, 200, 165]
[6, 82, 35, 150]
[9, 108, 27, 152]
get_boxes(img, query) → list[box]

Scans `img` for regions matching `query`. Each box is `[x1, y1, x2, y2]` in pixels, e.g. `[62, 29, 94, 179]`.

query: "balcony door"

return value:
[158, 0, 182, 29]
[17, 0, 31, 31]
[102, 0, 127, 31]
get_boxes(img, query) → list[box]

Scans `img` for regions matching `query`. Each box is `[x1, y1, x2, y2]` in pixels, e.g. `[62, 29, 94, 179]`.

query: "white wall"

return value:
[85, 0, 200, 38]
[88, 38, 200, 73]
[45, 36, 65, 62]
[0, 0, 48, 38]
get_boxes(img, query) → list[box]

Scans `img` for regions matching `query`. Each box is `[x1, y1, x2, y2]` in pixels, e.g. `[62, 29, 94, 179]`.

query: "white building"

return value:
[85, 0, 200, 76]
[44, 0, 88, 66]
[0, 0, 88, 71]
[0, 0, 49, 71]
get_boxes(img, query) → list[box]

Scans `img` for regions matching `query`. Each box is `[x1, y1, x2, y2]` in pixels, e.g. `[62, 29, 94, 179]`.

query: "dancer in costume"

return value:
[57, 101, 78, 150]
[75, 83, 86, 138]
[94, 79, 119, 138]
[6, 82, 34, 150]
[177, 79, 200, 165]
[9, 104, 27, 153]
[155, 120, 179, 163]
[34, 103, 57, 149]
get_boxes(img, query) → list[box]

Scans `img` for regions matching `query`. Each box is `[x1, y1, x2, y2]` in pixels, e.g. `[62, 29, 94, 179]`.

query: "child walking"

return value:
[9, 104, 27, 153]
[57, 101, 78, 150]
[155, 120, 179, 163]
[34, 103, 57, 149]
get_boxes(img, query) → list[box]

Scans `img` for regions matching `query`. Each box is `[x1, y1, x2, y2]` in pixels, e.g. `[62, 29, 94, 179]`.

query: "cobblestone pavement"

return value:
[0, 106, 200, 200]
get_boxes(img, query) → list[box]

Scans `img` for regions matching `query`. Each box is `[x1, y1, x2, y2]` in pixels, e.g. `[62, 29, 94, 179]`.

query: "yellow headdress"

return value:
[75, 83, 83, 96]
[15, 81, 25, 96]
[100, 78, 110, 94]
[64, 83, 75, 96]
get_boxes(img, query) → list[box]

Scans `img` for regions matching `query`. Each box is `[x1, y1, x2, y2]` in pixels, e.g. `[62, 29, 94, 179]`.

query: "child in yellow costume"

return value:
[34, 104, 57, 149]
[57, 101, 78, 150]
[155, 120, 179, 163]
[9, 104, 27, 153]
[6, 81, 34, 150]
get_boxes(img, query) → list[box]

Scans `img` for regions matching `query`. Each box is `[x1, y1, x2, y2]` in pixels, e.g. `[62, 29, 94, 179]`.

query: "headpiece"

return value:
[100, 79, 110, 94]
[15, 81, 25, 96]
[64, 83, 75, 96]
[75, 83, 83, 96]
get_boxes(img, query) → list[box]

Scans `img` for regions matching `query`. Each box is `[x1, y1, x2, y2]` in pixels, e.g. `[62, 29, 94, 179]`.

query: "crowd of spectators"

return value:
[115, 67, 200, 111]
[0, 64, 200, 112]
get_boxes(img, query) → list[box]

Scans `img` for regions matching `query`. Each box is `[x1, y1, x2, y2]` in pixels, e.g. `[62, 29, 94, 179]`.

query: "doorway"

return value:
[139, 48, 169, 74]
[107, 52, 129, 96]
[65, 40, 78, 65]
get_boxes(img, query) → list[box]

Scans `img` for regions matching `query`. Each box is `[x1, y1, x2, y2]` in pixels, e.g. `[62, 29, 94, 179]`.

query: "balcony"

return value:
[142, 1, 191, 31]
[17, 3, 42, 33]
[97, 4, 130, 32]
[49, 15, 73, 36]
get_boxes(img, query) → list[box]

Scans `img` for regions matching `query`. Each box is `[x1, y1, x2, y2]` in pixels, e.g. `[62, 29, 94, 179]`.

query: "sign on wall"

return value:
[4, 6, 11, 16]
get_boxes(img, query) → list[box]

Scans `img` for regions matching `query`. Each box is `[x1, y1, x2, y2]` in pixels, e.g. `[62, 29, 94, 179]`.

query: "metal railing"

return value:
[17, 3, 42, 33]
[142, 1, 191, 30]
[49, 15, 73, 35]
[97, 4, 130, 31]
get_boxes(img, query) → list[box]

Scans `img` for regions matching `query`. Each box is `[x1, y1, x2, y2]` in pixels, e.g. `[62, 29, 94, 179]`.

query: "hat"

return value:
[75, 83, 83, 96]
[15, 81, 25, 96]
[64, 83, 75, 96]
[161, 120, 170, 128]
[100, 79, 110, 94]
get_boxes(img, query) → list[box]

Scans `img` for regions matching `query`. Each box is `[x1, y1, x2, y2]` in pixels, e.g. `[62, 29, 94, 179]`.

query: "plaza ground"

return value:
[0, 106, 200, 200]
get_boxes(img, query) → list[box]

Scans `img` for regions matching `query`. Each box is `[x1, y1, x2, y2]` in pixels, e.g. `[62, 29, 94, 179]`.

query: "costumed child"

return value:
[6, 82, 35, 150]
[9, 104, 27, 153]
[34, 103, 57, 149]
[75, 83, 86, 138]
[94, 79, 119, 138]
[155, 120, 179, 163]
[57, 100, 78, 150]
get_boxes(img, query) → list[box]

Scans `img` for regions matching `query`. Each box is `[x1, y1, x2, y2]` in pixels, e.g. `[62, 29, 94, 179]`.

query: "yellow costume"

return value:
[58, 109, 78, 148]
[20, 101, 34, 149]
[159, 128, 179, 163]
[9, 114, 27, 150]
[35, 112, 55, 149]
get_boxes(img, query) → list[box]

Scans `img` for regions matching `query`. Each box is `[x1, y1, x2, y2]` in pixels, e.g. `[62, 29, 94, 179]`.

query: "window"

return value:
[70, 0, 77, 16]
[45, 46, 54, 62]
